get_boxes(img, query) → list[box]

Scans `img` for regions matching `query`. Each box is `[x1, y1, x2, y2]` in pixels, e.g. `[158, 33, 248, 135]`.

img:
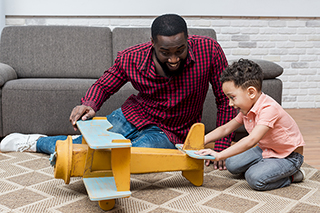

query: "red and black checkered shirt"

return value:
[81, 35, 236, 151]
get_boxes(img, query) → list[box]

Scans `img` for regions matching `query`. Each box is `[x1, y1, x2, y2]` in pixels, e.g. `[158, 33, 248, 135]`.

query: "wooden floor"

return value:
[285, 108, 320, 170]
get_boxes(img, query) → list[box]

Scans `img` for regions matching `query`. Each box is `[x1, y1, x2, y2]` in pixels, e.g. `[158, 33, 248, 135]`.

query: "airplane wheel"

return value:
[99, 199, 115, 211]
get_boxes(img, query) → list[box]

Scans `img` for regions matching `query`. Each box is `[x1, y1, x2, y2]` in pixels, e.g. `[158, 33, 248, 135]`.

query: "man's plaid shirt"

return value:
[81, 35, 236, 151]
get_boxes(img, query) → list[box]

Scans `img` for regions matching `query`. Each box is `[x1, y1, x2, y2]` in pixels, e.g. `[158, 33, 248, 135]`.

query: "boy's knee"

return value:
[225, 157, 241, 174]
[245, 171, 266, 191]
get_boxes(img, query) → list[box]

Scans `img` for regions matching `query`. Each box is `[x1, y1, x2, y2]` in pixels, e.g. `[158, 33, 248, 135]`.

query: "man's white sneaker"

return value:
[291, 168, 306, 183]
[0, 133, 47, 152]
[71, 135, 81, 140]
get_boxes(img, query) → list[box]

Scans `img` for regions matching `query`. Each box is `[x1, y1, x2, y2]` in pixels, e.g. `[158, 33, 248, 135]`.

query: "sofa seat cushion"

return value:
[2, 78, 96, 135]
[2, 79, 136, 136]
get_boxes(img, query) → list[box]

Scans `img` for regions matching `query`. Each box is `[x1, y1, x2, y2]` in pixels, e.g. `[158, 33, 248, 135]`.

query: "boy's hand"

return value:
[195, 149, 218, 164]
[196, 149, 226, 170]
[195, 148, 216, 157]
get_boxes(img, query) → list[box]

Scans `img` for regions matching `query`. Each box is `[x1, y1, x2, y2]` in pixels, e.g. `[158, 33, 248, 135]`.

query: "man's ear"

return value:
[151, 37, 155, 46]
[247, 86, 257, 99]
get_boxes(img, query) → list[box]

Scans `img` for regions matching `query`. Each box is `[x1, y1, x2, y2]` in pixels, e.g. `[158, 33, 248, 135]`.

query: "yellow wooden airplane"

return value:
[51, 117, 214, 211]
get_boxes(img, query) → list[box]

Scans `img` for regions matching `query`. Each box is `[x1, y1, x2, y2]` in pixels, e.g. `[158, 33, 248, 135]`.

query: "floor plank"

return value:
[285, 108, 320, 170]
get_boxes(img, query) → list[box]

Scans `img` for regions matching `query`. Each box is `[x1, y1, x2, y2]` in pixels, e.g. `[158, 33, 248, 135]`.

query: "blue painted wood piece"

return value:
[77, 119, 132, 149]
[175, 144, 216, 160]
[83, 177, 131, 201]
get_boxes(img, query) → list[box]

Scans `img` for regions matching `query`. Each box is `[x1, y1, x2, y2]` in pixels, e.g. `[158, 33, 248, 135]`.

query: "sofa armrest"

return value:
[250, 59, 283, 79]
[229, 59, 283, 79]
[0, 63, 17, 87]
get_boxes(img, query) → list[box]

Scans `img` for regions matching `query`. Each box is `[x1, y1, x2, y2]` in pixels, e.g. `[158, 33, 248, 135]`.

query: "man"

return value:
[1, 14, 236, 170]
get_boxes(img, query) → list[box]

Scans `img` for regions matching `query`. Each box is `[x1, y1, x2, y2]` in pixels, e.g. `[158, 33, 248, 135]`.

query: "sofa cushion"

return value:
[2, 79, 95, 135]
[112, 28, 151, 61]
[201, 87, 217, 133]
[0, 26, 112, 79]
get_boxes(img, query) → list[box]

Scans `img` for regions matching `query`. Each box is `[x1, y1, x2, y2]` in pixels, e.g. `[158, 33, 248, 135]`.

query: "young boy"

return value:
[196, 59, 305, 191]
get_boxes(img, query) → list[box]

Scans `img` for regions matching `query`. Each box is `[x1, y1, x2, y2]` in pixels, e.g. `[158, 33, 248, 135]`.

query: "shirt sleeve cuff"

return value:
[81, 101, 99, 112]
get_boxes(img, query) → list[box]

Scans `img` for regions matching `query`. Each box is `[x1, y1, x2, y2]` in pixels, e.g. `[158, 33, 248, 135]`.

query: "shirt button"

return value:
[249, 120, 252, 122]
[265, 149, 268, 151]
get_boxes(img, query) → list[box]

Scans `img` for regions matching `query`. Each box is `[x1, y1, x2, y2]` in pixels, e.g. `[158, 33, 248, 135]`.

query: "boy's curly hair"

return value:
[220, 58, 264, 91]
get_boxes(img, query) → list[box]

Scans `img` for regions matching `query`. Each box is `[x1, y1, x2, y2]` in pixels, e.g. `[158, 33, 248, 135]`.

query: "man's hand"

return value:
[69, 105, 96, 131]
[203, 159, 227, 170]
[212, 160, 227, 170]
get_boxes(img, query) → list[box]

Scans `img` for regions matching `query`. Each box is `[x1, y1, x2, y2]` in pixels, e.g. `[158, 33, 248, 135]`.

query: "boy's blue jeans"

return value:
[225, 146, 304, 191]
[36, 108, 175, 154]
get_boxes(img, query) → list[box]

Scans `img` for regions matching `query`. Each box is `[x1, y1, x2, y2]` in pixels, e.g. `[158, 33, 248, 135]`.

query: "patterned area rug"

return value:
[0, 152, 319, 213]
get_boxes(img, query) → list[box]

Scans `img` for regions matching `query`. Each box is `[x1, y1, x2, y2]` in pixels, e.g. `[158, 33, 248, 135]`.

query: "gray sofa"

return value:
[0, 26, 283, 141]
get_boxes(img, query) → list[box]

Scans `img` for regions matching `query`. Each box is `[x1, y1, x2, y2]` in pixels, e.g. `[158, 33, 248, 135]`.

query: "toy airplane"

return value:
[51, 117, 214, 210]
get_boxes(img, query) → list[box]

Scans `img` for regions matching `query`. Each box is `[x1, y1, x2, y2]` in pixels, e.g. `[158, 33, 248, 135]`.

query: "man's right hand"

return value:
[69, 105, 96, 131]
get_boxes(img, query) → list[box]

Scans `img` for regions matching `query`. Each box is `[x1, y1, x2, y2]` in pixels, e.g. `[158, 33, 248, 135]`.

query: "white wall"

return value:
[3, 0, 320, 17]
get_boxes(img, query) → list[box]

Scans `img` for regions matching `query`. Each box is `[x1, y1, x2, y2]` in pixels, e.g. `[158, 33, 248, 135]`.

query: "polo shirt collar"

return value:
[246, 92, 267, 117]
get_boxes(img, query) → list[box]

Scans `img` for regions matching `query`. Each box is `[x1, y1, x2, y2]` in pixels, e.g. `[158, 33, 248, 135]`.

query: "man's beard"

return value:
[155, 52, 186, 77]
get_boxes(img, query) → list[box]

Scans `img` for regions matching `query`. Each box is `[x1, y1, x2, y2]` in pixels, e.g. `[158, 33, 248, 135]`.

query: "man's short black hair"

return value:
[220, 58, 264, 91]
[151, 14, 188, 42]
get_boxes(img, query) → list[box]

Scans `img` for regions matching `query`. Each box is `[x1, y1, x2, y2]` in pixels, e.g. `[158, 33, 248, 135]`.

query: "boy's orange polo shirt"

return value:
[235, 93, 305, 158]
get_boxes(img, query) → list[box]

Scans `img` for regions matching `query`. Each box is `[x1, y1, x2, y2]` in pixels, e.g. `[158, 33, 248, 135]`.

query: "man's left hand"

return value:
[204, 159, 227, 170]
